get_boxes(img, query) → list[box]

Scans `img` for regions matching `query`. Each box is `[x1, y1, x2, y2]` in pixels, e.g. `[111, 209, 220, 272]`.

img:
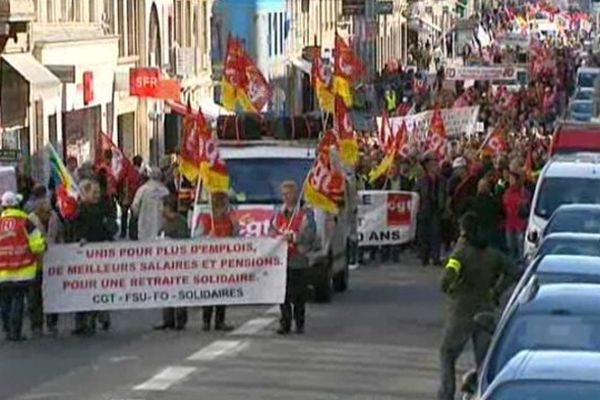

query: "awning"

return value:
[289, 57, 312, 75]
[1, 53, 61, 90]
[408, 17, 442, 34]
[166, 99, 233, 121]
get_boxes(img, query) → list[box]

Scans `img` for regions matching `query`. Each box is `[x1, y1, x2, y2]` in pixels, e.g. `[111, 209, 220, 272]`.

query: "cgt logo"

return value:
[387, 193, 412, 226]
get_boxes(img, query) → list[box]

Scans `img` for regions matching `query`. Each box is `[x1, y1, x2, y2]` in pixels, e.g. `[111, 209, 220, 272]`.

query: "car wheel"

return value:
[315, 256, 334, 303]
[333, 247, 349, 292]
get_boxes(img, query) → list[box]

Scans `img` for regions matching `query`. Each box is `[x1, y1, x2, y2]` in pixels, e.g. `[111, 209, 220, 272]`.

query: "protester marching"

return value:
[2, 0, 600, 398]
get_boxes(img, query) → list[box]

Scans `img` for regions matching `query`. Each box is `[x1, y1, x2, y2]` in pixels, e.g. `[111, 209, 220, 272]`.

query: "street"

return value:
[0, 254, 472, 400]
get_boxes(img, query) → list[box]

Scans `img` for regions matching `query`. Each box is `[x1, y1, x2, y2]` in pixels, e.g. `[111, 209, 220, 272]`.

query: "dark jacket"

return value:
[415, 173, 447, 216]
[74, 201, 114, 242]
[160, 215, 190, 239]
[441, 237, 519, 317]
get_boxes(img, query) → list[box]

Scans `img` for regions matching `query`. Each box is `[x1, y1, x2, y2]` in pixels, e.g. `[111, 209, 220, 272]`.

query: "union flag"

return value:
[424, 108, 447, 159]
[334, 95, 358, 167]
[333, 33, 364, 107]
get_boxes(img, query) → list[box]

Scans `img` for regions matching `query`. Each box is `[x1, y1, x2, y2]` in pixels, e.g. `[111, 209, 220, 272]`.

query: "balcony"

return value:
[0, 0, 34, 23]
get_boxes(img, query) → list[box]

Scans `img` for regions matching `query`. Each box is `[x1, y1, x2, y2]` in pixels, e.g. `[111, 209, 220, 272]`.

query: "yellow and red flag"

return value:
[369, 120, 409, 183]
[311, 50, 335, 114]
[179, 103, 202, 182]
[196, 111, 229, 193]
[222, 35, 272, 113]
[481, 128, 507, 157]
[304, 141, 345, 215]
[424, 108, 447, 159]
[334, 95, 358, 167]
[333, 33, 364, 107]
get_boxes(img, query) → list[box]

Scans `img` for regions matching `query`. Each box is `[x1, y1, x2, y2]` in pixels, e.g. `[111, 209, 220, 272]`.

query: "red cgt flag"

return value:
[482, 128, 507, 157]
[96, 132, 138, 195]
[334, 33, 365, 81]
[379, 110, 393, 153]
[424, 108, 447, 159]
[395, 120, 411, 159]
[179, 103, 202, 182]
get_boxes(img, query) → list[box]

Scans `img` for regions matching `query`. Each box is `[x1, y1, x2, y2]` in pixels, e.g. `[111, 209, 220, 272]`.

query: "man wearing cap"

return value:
[0, 192, 46, 341]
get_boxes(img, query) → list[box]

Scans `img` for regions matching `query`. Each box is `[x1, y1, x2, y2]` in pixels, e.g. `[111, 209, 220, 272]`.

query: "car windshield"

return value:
[491, 381, 600, 400]
[578, 72, 599, 88]
[535, 178, 600, 218]
[226, 157, 313, 204]
[575, 91, 594, 101]
[571, 102, 594, 114]
[545, 210, 600, 235]
[537, 239, 600, 258]
[489, 313, 600, 380]
[538, 272, 600, 285]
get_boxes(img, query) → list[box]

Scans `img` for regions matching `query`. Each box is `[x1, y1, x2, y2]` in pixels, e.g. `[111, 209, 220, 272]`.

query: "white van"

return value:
[191, 140, 355, 302]
[524, 152, 600, 258]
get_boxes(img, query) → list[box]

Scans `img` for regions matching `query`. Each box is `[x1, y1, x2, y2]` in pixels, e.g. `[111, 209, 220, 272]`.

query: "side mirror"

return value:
[474, 312, 497, 335]
[461, 368, 478, 395]
[527, 230, 539, 244]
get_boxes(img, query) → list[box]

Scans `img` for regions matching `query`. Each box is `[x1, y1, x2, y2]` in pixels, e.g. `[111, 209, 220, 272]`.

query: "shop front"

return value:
[33, 35, 119, 164]
[0, 53, 61, 178]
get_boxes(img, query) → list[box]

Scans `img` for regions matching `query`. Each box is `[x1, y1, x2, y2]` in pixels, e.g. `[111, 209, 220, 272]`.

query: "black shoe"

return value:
[174, 324, 186, 331]
[295, 326, 305, 334]
[433, 259, 442, 267]
[202, 322, 211, 332]
[7, 335, 27, 342]
[101, 321, 111, 331]
[277, 327, 290, 335]
[154, 324, 174, 331]
[421, 259, 430, 267]
[215, 323, 234, 332]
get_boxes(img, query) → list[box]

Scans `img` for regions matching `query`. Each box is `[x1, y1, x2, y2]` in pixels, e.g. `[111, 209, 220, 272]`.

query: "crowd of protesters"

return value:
[352, 3, 591, 268]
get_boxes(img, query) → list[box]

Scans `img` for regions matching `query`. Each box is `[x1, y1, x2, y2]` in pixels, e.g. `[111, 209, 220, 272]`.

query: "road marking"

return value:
[133, 366, 196, 391]
[266, 305, 279, 315]
[229, 317, 276, 336]
[187, 340, 247, 361]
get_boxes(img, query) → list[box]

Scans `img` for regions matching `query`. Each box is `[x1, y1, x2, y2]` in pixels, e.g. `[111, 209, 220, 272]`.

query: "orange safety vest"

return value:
[0, 210, 38, 283]
[199, 213, 234, 238]
[273, 209, 305, 255]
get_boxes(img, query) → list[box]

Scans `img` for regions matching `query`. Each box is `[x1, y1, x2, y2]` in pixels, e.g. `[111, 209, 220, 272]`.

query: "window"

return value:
[279, 12, 284, 54]
[117, 1, 125, 56]
[46, 0, 55, 22]
[175, 0, 182, 45]
[186, 0, 192, 47]
[301, 0, 309, 13]
[103, 0, 114, 33]
[273, 12, 278, 56]
[127, 0, 138, 56]
[268, 13, 272, 57]
[88, 0, 96, 22]
[202, 1, 208, 59]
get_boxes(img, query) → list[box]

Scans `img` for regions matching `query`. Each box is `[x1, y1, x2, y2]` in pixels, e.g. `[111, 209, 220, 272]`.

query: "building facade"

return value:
[4, 0, 217, 169]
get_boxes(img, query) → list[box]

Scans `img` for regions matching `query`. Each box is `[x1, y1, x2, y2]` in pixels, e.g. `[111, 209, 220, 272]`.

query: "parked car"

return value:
[569, 100, 594, 122]
[480, 350, 600, 399]
[535, 233, 600, 259]
[504, 255, 600, 315]
[477, 283, 600, 395]
[524, 152, 600, 259]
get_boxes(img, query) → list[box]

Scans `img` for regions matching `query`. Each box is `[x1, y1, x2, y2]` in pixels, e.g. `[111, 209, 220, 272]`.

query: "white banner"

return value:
[358, 191, 420, 247]
[444, 66, 518, 81]
[376, 106, 479, 140]
[42, 237, 288, 313]
[499, 32, 530, 49]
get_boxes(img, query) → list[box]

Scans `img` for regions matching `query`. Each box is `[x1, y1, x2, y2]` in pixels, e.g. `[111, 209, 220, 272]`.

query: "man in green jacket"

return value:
[437, 212, 519, 400]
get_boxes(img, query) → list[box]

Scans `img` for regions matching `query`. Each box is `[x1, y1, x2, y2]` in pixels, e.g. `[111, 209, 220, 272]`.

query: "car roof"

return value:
[545, 153, 600, 178]
[493, 350, 600, 385]
[537, 255, 600, 276]
[554, 204, 600, 213]
[220, 144, 316, 160]
[543, 232, 600, 243]
[518, 283, 600, 314]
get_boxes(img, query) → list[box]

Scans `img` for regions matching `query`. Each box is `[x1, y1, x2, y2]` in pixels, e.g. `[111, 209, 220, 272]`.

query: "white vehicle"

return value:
[524, 152, 600, 258]
[191, 140, 354, 302]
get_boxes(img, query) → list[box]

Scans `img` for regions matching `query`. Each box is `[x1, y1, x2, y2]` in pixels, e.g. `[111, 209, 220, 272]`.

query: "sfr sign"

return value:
[129, 68, 160, 97]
